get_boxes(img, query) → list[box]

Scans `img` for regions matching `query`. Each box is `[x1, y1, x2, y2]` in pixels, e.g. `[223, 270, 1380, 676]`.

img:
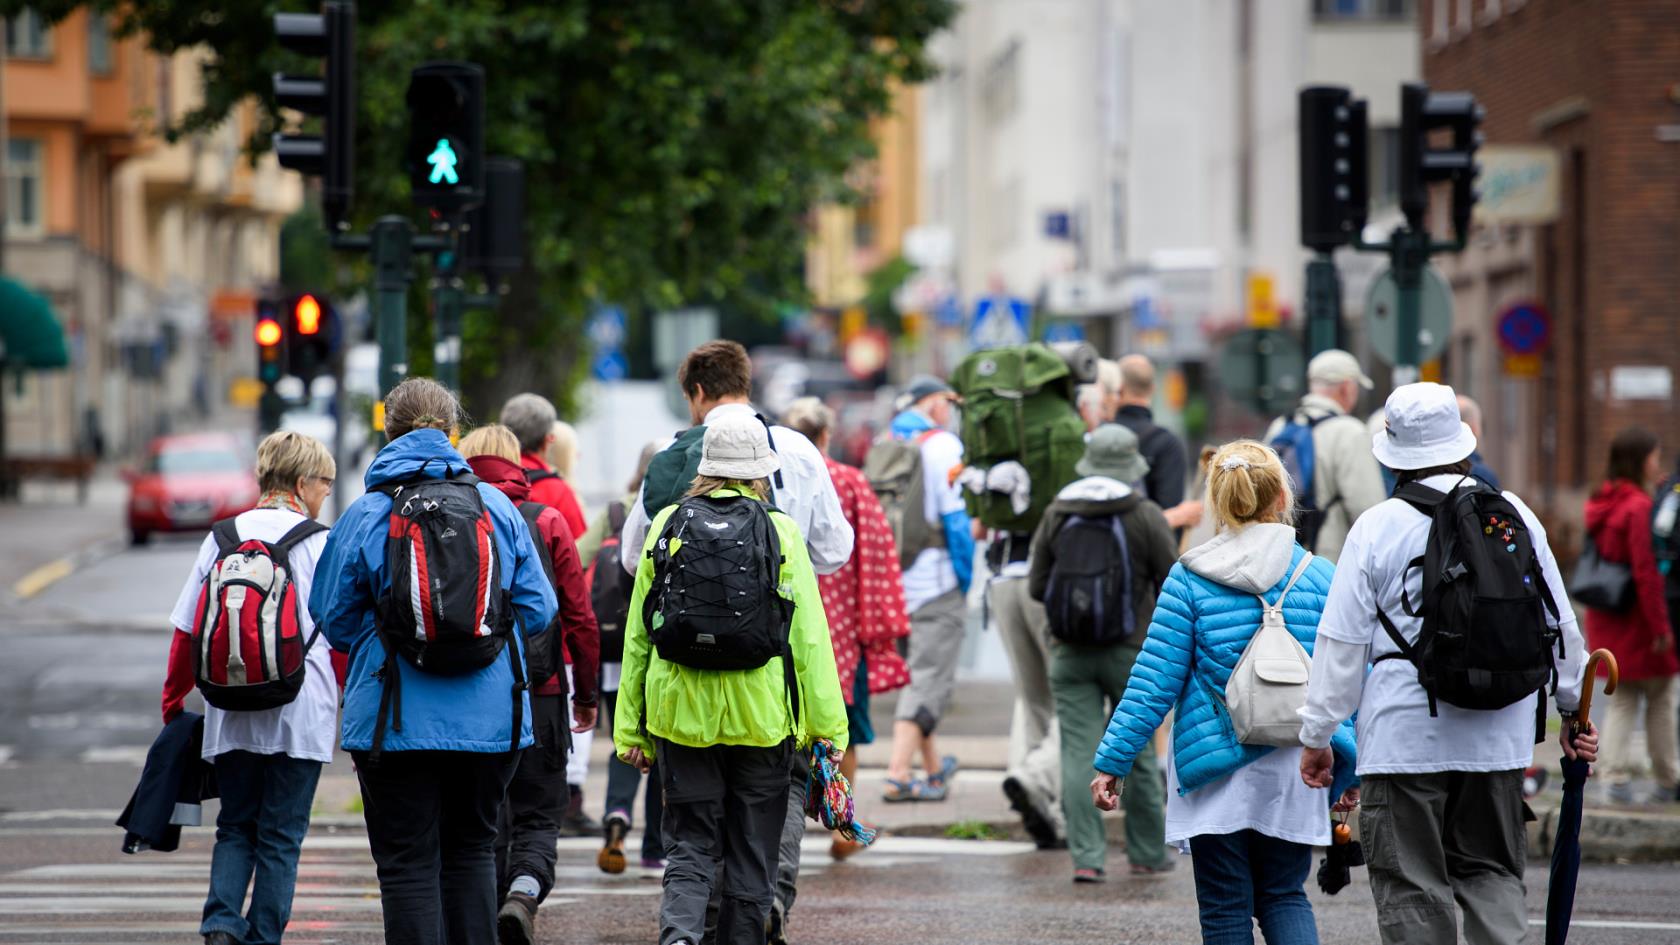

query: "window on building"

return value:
[6, 139, 45, 238]
[1369, 125, 1401, 208]
[1428, 0, 1450, 47]
[1312, 0, 1416, 21]
[87, 13, 112, 75]
[6, 9, 52, 58]
[1454, 0, 1474, 36]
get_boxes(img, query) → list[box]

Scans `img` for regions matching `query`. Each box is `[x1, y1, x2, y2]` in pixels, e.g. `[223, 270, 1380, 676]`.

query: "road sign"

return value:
[1248, 272, 1280, 328]
[1219, 329, 1305, 415]
[1365, 265, 1452, 366]
[592, 349, 628, 382]
[1042, 321, 1085, 343]
[1496, 301, 1550, 356]
[588, 304, 628, 382]
[844, 327, 890, 380]
[972, 295, 1030, 350]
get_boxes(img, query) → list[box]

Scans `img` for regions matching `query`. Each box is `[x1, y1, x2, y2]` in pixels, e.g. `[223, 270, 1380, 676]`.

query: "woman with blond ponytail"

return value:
[1090, 440, 1358, 945]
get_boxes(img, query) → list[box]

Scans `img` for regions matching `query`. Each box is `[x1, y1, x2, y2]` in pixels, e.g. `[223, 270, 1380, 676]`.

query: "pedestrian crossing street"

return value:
[0, 825, 1033, 943]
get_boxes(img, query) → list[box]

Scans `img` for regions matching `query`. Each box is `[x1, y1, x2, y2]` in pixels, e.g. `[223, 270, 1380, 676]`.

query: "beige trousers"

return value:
[1602, 675, 1679, 791]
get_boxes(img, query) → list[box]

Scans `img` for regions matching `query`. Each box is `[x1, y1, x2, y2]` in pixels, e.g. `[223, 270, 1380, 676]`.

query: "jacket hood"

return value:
[1050, 476, 1141, 515]
[1178, 522, 1299, 594]
[1586, 479, 1646, 534]
[365, 429, 471, 488]
[467, 454, 531, 502]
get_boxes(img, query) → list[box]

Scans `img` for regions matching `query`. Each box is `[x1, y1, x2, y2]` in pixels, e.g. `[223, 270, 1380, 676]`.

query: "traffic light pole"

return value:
[1303, 252, 1343, 358]
[369, 217, 414, 398]
[1358, 226, 1464, 387]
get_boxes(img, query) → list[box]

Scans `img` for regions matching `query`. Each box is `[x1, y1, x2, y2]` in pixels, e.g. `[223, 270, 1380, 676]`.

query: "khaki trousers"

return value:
[1603, 675, 1679, 791]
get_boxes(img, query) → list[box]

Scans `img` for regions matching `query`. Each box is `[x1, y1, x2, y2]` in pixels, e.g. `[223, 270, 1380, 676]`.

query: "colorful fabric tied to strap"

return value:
[804, 739, 876, 846]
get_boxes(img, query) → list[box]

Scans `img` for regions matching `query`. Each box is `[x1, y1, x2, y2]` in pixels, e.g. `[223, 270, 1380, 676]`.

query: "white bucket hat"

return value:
[697, 413, 782, 481]
[1372, 382, 1478, 471]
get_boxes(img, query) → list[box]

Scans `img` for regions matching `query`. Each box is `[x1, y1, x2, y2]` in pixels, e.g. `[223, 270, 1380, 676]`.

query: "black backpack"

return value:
[371, 472, 526, 760]
[1374, 479, 1561, 733]
[644, 493, 794, 672]
[1044, 513, 1135, 646]
[588, 501, 633, 662]
[515, 500, 566, 694]
[1268, 413, 1335, 552]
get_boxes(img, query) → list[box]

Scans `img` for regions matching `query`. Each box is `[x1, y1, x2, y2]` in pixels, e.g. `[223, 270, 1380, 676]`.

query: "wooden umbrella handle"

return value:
[1576, 648, 1620, 731]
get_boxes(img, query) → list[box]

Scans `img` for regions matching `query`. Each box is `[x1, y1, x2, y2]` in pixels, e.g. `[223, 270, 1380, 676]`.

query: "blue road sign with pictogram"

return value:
[1496, 302, 1551, 356]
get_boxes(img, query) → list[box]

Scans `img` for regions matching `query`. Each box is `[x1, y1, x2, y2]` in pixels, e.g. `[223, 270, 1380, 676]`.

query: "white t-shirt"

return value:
[1312, 475, 1585, 775]
[1166, 744, 1331, 848]
[169, 509, 337, 764]
[901, 429, 965, 613]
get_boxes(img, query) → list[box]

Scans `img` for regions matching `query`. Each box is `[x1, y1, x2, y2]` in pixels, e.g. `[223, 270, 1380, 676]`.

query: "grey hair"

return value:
[384, 377, 461, 440]
[782, 396, 834, 447]
[499, 392, 558, 454]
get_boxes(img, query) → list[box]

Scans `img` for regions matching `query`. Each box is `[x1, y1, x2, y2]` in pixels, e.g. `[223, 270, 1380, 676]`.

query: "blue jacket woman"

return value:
[1092, 440, 1356, 945]
[308, 379, 556, 945]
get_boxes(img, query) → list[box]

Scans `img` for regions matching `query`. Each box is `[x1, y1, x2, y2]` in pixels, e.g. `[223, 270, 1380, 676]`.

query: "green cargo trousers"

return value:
[1049, 640, 1168, 872]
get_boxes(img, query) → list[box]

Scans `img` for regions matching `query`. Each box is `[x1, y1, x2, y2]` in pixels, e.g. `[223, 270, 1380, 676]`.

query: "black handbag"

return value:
[1569, 532, 1635, 612]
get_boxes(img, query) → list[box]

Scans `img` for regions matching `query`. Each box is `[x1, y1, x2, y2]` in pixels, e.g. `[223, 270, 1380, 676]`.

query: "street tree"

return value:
[12, 0, 954, 413]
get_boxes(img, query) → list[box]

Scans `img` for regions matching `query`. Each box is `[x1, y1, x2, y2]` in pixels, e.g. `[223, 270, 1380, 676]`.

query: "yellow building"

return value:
[2, 9, 299, 459]
[805, 81, 920, 309]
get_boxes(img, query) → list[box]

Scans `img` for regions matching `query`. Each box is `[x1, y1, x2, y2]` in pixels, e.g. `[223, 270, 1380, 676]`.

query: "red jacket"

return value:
[816, 458, 911, 703]
[520, 452, 588, 539]
[1584, 479, 1678, 682]
[472, 455, 600, 704]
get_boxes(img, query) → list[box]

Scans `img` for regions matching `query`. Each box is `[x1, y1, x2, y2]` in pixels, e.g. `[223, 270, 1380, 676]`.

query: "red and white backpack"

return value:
[191, 516, 327, 712]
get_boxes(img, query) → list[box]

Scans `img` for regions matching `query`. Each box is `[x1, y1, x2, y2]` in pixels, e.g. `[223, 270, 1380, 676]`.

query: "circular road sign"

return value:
[1496, 301, 1551, 356]
[1220, 328, 1305, 415]
[1365, 265, 1453, 366]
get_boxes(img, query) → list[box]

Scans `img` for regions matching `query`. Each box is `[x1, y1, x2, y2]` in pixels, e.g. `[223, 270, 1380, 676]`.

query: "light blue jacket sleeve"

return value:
[1094, 563, 1196, 777]
[310, 502, 375, 653]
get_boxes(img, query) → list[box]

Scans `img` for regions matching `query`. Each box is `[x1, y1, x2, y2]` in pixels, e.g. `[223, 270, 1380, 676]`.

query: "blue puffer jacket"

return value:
[1094, 523, 1357, 801]
[310, 429, 557, 754]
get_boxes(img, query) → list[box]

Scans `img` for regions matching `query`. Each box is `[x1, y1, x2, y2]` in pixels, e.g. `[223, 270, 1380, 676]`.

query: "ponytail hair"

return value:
[1206, 439, 1293, 530]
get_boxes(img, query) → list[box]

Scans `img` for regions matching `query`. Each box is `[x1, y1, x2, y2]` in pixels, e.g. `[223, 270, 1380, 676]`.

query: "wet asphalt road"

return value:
[7, 540, 1680, 942]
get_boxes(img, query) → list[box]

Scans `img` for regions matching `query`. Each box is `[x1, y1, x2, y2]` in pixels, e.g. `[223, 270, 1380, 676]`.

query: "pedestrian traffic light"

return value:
[1299, 86, 1369, 252]
[1398, 82, 1483, 240]
[407, 62, 485, 212]
[255, 297, 286, 386]
[287, 293, 337, 384]
[272, 1, 357, 229]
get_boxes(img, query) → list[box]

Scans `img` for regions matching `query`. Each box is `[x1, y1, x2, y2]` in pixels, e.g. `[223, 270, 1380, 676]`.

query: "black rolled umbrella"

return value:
[1546, 648, 1618, 945]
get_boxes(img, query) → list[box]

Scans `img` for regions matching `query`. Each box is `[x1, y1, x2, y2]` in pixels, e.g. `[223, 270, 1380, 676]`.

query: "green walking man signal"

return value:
[427, 139, 459, 185]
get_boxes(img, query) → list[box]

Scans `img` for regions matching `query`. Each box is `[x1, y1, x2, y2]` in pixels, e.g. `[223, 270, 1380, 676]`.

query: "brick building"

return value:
[1422, 0, 1680, 539]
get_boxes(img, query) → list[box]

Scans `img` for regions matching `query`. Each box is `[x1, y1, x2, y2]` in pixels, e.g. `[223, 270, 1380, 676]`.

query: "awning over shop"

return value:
[0, 277, 69, 369]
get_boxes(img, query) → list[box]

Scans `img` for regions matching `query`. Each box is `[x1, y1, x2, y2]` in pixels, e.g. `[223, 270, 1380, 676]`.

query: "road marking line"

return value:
[0, 809, 118, 823]
[11, 557, 73, 599]
[1529, 918, 1680, 931]
[0, 746, 12, 766]
[76, 747, 150, 765]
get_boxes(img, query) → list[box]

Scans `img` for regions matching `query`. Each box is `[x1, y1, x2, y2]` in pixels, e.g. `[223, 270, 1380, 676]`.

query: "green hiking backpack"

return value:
[863, 430, 942, 570]
[950, 343, 1086, 534]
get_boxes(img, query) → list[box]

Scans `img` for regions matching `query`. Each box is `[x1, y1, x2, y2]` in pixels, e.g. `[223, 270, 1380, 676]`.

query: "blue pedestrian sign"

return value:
[971, 295, 1030, 350]
[592, 350, 628, 382]
[1042, 321, 1085, 343]
[588, 304, 628, 382]
[1496, 302, 1551, 356]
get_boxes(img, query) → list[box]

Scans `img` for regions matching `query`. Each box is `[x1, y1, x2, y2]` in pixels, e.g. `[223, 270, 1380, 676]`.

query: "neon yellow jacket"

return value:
[614, 486, 850, 762]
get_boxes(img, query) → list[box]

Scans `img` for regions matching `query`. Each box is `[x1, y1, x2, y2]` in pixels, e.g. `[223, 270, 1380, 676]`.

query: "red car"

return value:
[125, 433, 260, 545]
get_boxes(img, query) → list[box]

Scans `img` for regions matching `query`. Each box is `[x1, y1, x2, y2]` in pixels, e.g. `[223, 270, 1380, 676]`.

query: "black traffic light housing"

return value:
[1399, 82, 1483, 241]
[459, 157, 526, 284]
[1299, 86, 1369, 252]
[287, 293, 338, 385]
[273, 1, 357, 229]
[407, 62, 485, 213]
[255, 296, 287, 386]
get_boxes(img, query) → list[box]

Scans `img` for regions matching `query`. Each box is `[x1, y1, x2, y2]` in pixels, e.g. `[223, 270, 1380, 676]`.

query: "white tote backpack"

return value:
[1225, 553, 1315, 747]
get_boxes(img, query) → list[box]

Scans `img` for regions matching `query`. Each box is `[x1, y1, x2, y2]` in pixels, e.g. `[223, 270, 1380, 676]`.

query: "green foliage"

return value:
[943, 819, 1004, 841]
[279, 205, 333, 292]
[12, 0, 955, 412]
[863, 253, 914, 335]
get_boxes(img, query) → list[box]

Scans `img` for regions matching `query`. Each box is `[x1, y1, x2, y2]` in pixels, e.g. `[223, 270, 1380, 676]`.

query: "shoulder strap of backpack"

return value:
[518, 499, 546, 532]
[211, 517, 243, 555]
[755, 413, 786, 492]
[526, 467, 558, 484]
[756, 501, 800, 729]
[271, 518, 328, 558]
[1260, 553, 1314, 610]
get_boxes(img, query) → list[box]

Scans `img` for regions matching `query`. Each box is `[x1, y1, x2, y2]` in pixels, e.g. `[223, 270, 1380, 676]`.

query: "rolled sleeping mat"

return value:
[1047, 340, 1099, 384]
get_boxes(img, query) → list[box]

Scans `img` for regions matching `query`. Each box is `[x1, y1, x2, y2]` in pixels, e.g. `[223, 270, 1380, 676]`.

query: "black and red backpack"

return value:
[371, 470, 526, 759]
[192, 516, 328, 712]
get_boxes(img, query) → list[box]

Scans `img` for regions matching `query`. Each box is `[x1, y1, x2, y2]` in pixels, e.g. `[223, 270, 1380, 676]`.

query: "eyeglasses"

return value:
[313, 476, 335, 492]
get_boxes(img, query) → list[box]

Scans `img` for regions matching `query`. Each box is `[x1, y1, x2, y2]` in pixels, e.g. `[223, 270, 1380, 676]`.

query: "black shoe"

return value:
[204, 934, 239, 945]
[558, 785, 601, 837]
[496, 892, 537, 945]
[1002, 776, 1063, 850]
[765, 899, 788, 945]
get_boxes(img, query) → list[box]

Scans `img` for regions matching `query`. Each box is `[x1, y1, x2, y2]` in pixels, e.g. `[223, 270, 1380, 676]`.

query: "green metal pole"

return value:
[1304, 252, 1343, 358]
[1392, 226, 1427, 386]
[370, 216, 413, 399]
[432, 237, 463, 393]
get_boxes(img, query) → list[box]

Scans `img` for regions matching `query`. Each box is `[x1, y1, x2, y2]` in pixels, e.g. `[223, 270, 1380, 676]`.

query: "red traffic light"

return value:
[255, 318, 284, 347]
[295, 294, 322, 335]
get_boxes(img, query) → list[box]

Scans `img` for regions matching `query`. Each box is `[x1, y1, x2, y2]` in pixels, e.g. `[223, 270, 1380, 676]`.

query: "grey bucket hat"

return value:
[1077, 423, 1150, 483]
